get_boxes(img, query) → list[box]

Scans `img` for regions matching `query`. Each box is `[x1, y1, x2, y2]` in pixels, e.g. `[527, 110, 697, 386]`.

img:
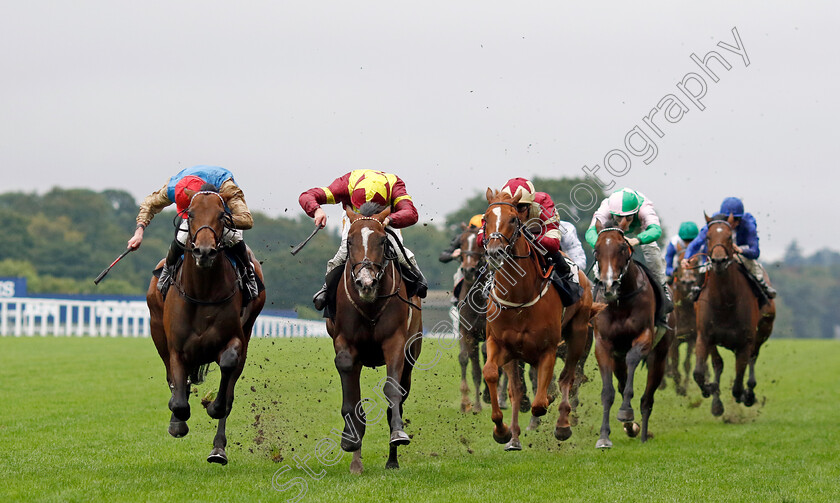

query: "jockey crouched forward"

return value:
[478, 178, 583, 306]
[299, 169, 428, 311]
[128, 165, 259, 301]
[440, 214, 484, 305]
[681, 197, 776, 301]
[585, 187, 673, 329]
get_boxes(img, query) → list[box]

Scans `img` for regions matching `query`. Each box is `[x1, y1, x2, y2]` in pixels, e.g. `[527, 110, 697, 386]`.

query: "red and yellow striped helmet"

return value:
[501, 178, 536, 205]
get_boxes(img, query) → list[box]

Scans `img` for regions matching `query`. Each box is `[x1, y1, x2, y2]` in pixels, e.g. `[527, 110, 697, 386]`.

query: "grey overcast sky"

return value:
[2, 1, 838, 260]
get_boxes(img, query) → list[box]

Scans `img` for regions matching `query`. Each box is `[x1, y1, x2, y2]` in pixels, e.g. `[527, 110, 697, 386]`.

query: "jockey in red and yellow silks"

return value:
[299, 169, 427, 310]
[127, 165, 259, 301]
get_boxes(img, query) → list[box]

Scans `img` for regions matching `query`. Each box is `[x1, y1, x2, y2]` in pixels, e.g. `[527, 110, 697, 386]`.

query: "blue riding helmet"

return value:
[719, 197, 745, 218]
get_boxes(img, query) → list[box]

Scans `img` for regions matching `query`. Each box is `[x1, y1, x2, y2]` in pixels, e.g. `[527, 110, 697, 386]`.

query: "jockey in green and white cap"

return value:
[585, 188, 672, 325]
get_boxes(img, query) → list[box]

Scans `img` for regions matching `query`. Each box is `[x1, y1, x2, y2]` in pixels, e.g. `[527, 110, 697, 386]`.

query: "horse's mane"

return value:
[709, 213, 729, 223]
[358, 202, 387, 217]
[200, 183, 219, 193]
[603, 216, 621, 228]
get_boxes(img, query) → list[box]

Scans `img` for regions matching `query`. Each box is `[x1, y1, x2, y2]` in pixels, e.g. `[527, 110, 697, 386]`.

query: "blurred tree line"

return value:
[2, 184, 836, 337]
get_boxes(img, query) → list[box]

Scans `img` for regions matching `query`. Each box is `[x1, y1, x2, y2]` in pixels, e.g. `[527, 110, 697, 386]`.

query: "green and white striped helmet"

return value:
[607, 188, 644, 216]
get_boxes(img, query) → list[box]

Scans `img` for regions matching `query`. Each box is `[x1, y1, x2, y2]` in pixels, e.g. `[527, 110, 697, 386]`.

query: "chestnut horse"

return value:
[693, 214, 775, 416]
[327, 203, 423, 473]
[147, 187, 266, 464]
[592, 218, 673, 448]
[665, 247, 699, 395]
[455, 225, 488, 413]
[482, 189, 599, 451]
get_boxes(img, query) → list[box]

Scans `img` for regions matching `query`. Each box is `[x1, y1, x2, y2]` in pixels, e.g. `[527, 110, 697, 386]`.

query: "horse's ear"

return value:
[184, 189, 196, 201]
[485, 187, 495, 203]
[461, 222, 468, 230]
[345, 205, 358, 222]
[511, 192, 522, 205]
[704, 211, 711, 223]
[595, 219, 603, 232]
[727, 213, 736, 226]
[375, 206, 391, 223]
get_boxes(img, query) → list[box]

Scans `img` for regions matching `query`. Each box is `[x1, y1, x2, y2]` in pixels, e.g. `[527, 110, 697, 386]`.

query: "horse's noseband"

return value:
[484, 202, 525, 258]
[594, 227, 633, 293]
[347, 217, 391, 285]
[706, 221, 734, 269]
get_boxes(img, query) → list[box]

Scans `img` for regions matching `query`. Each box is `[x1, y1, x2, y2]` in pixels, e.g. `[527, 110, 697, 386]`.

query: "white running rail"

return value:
[0, 298, 328, 338]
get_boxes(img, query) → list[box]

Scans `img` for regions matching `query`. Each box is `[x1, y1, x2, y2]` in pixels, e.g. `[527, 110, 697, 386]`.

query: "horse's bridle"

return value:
[182, 191, 233, 253]
[483, 201, 530, 259]
[705, 220, 735, 269]
[346, 217, 393, 291]
[593, 227, 635, 295]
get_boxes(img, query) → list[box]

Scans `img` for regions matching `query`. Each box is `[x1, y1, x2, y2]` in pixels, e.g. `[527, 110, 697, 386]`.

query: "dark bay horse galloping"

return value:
[666, 248, 699, 395]
[482, 189, 600, 451]
[147, 187, 266, 464]
[693, 214, 775, 416]
[328, 204, 423, 474]
[592, 219, 673, 448]
[455, 224, 488, 413]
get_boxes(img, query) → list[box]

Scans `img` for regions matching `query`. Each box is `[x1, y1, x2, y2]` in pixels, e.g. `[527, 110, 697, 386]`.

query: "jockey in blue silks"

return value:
[664, 221, 699, 282]
[681, 197, 776, 300]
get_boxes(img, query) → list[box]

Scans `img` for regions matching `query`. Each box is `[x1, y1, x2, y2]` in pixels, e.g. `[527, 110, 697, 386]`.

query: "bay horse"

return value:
[482, 188, 599, 451]
[592, 218, 673, 448]
[147, 187, 266, 464]
[455, 224, 488, 413]
[693, 214, 775, 416]
[665, 247, 699, 395]
[327, 203, 423, 474]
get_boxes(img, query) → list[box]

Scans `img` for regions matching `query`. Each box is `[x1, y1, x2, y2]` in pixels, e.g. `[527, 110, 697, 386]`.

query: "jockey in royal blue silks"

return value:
[128, 165, 259, 301]
[681, 197, 776, 300]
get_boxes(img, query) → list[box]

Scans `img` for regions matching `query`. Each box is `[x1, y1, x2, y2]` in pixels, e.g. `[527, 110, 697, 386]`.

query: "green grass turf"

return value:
[0, 335, 837, 502]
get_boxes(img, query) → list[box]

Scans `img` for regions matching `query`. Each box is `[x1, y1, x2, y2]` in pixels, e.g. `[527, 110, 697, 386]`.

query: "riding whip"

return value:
[290, 225, 323, 255]
[94, 247, 134, 285]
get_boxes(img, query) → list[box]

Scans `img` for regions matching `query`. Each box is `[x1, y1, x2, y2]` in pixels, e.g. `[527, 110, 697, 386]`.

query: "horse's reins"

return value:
[343, 218, 420, 325]
[484, 201, 551, 310]
[705, 220, 735, 270]
[175, 191, 238, 305]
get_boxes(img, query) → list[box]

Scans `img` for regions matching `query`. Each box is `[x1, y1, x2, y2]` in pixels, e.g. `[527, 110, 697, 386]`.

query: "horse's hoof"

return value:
[473, 403, 482, 414]
[498, 398, 509, 410]
[504, 438, 522, 451]
[569, 414, 579, 427]
[711, 399, 724, 417]
[207, 448, 228, 465]
[519, 396, 531, 413]
[554, 425, 572, 441]
[168, 420, 189, 438]
[676, 385, 687, 397]
[493, 425, 512, 444]
[389, 430, 410, 446]
[617, 408, 634, 423]
[170, 403, 190, 422]
[482, 388, 491, 404]
[527, 415, 541, 431]
[349, 460, 364, 475]
[385, 460, 400, 470]
[743, 390, 756, 407]
[623, 422, 640, 438]
[595, 438, 612, 449]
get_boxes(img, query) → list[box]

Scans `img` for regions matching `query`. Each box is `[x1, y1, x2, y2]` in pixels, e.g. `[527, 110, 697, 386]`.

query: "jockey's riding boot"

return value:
[757, 278, 777, 299]
[550, 251, 572, 278]
[658, 281, 674, 327]
[313, 283, 328, 311]
[229, 240, 259, 302]
[157, 240, 183, 295]
[409, 257, 428, 299]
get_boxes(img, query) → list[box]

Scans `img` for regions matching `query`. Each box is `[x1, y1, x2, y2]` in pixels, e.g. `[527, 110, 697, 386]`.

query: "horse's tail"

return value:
[190, 363, 211, 385]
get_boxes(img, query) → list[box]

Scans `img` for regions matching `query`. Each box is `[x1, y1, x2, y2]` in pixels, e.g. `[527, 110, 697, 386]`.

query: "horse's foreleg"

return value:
[710, 346, 725, 416]
[483, 337, 511, 445]
[681, 336, 695, 395]
[693, 332, 712, 397]
[458, 333, 471, 413]
[207, 338, 243, 419]
[618, 330, 651, 425]
[468, 335, 483, 413]
[334, 344, 364, 454]
[502, 361, 523, 451]
[732, 346, 749, 404]
[594, 335, 616, 449]
[744, 354, 758, 407]
[168, 353, 190, 423]
[382, 335, 410, 447]
[640, 334, 670, 443]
